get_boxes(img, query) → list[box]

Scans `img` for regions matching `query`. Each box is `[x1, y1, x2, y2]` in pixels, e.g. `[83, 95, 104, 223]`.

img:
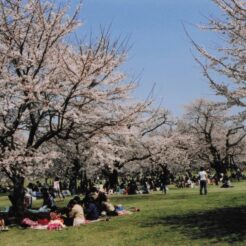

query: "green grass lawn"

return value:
[0, 182, 246, 246]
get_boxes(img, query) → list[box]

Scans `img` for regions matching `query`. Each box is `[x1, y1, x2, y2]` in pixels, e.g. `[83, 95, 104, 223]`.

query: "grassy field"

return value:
[0, 182, 246, 246]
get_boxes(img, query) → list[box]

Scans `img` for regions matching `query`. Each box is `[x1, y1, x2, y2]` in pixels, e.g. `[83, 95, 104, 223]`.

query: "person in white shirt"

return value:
[198, 167, 208, 195]
[53, 177, 64, 200]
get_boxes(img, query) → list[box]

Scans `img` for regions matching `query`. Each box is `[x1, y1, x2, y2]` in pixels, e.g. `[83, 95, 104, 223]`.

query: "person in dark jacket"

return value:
[83, 197, 99, 220]
[41, 188, 56, 209]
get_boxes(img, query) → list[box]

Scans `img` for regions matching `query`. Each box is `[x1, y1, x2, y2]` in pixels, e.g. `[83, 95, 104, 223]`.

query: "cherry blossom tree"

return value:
[181, 99, 246, 176]
[50, 107, 172, 191]
[192, 0, 246, 118]
[0, 0, 151, 218]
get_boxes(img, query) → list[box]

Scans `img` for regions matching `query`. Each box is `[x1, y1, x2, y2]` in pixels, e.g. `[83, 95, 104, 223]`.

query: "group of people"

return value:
[65, 186, 132, 224]
[20, 186, 134, 230]
[105, 172, 170, 195]
[23, 177, 64, 211]
[20, 167, 235, 230]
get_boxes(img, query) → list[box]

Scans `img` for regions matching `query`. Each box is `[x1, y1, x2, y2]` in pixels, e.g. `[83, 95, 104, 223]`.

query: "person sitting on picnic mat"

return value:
[86, 187, 109, 214]
[68, 199, 86, 226]
[83, 196, 100, 221]
[39, 188, 56, 211]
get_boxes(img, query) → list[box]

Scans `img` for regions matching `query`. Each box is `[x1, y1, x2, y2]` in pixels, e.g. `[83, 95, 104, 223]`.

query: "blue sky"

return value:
[74, 0, 221, 116]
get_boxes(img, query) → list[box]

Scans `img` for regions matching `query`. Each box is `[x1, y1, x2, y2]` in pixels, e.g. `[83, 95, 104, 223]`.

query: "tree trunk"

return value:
[105, 169, 119, 191]
[69, 158, 81, 194]
[69, 177, 77, 195]
[9, 176, 25, 222]
[79, 171, 88, 194]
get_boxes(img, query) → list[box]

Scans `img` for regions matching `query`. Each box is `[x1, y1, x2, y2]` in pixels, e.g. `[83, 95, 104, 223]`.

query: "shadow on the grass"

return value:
[142, 206, 246, 243]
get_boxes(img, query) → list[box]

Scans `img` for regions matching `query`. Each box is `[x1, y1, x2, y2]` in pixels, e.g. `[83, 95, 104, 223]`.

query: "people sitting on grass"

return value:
[82, 187, 130, 217]
[39, 188, 56, 212]
[4, 177, 146, 230]
[221, 174, 233, 188]
[84, 187, 108, 214]
[3, 185, 140, 231]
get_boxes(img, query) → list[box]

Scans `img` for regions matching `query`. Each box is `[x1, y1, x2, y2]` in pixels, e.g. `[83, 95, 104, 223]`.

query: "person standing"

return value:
[198, 167, 208, 195]
[160, 172, 168, 195]
[53, 177, 64, 200]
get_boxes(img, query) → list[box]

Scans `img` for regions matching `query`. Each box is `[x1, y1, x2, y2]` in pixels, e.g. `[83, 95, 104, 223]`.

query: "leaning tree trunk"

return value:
[9, 175, 25, 222]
